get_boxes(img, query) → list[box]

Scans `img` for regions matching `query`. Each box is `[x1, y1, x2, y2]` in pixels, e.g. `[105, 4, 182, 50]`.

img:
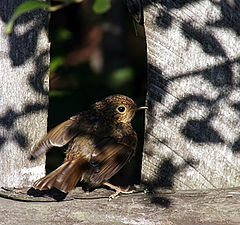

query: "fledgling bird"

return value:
[30, 94, 147, 199]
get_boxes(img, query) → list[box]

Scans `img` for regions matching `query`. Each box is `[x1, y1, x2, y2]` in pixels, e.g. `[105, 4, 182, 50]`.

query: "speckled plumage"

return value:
[30, 95, 145, 195]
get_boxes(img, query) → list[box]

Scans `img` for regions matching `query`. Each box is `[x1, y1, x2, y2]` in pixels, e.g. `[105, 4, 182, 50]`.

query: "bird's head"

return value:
[93, 95, 147, 124]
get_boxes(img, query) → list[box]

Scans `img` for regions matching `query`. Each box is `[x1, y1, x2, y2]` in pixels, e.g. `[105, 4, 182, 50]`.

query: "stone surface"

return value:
[0, 186, 240, 224]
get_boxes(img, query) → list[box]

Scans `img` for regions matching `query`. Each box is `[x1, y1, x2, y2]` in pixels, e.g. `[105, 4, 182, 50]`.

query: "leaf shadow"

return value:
[182, 21, 227, 58]
[142, 155, 199, 208]
[0, 1, 49, 152]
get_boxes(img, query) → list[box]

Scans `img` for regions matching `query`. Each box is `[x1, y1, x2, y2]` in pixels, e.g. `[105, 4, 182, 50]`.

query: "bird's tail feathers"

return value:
[33, 158, 88, 193]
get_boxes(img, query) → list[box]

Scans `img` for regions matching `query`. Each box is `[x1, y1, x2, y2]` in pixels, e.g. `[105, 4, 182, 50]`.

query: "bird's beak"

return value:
[136, 106, 148, 112]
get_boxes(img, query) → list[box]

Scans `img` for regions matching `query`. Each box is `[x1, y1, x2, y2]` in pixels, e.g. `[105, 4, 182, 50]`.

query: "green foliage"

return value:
[93, 0, 111, 14]
[50, 56, 65, 71]
[49, 90, 71, 97]
[6, 0, 111, 34]
[6, 0, 51, 34]
[52, 27, 73, 43]
[109, 66, 135, 86]
[50, 27, 73, 71]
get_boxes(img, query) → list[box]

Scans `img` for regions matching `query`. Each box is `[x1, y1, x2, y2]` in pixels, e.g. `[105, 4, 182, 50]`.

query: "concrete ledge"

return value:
[0, 187, 240, 224]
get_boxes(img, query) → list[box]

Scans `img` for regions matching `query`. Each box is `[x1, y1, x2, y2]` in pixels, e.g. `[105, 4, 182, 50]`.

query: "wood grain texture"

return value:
[1, 187, 240, 224]
[141, 0, 240, 190]
[0, 0, 49, 187]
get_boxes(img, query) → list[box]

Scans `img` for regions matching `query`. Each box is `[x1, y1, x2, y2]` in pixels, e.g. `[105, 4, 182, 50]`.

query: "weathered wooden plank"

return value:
[142, 0, 240, 190]
[1, 187, 240, 224]
[0, 0, 49, 187]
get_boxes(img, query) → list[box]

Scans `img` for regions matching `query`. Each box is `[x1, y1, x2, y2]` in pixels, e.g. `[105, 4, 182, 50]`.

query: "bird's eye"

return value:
[117, 106, 126, 113]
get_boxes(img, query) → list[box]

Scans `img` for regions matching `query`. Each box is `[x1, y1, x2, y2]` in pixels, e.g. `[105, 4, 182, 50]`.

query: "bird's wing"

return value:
[89, 134, 137, 185]
[30, 116, 80, 159]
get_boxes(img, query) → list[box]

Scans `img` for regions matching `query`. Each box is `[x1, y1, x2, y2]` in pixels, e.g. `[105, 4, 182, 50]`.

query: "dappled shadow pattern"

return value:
[166, 57, 239, 147]
[182, 119, 224, 143]
[144, 156, 198, 190]
[207, 0, 240, 36]
[168, 62, 234, 88]
[232, 137, 240, 153]
[182, 22, 227, 58]
[0, 1, 48, 66]
[0, 136, 7, 149]
[166, 95, 213, 118]
[231, 102, 240, 152]
[134, 0, 240, 197]
[142, 156, 199, 207]
[141, 0, 240, 152]
[0, 1, 49, 152]
[28, 51, 49, 95]
[134, 0, 240, 37]
[0, 103, 47, 151]
[156, 11, 172, 29]
[128, 0, 202, 26]
[149, 195, 171, 208]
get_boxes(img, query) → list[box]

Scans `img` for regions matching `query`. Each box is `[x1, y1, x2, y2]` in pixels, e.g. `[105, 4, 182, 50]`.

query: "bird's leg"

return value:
[103, 182, 134, 200]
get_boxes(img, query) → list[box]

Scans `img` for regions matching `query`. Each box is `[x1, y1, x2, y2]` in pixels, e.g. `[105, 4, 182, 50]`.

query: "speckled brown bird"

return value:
[30, 94, 147, 199]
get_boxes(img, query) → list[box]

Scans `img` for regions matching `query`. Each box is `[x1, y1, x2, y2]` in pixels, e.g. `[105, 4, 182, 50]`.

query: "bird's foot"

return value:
[103, 182, 134, 200]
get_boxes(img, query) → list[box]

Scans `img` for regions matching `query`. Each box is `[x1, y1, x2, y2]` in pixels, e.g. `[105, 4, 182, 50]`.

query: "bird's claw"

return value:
[108, 185, 134, 201]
